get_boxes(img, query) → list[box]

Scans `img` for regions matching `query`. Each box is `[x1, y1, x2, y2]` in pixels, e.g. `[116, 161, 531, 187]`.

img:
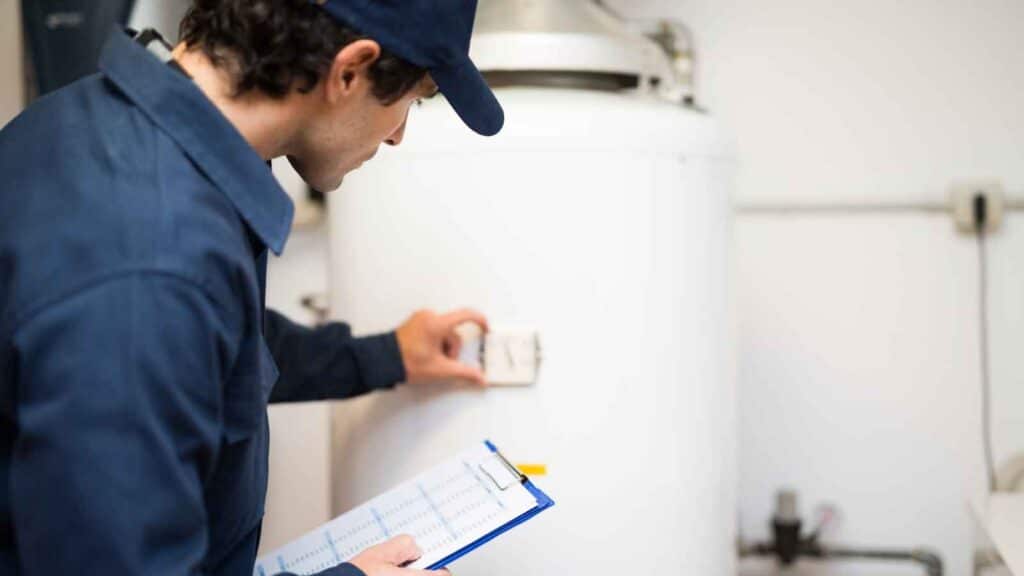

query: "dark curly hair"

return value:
[179, 0, 426, 103]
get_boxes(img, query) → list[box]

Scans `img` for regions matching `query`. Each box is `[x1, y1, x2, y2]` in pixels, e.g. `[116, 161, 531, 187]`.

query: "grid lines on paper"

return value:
[265, 458, 507, 575]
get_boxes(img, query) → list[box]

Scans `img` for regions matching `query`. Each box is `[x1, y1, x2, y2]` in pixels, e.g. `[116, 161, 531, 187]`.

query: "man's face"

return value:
[287, 61, 437, 192]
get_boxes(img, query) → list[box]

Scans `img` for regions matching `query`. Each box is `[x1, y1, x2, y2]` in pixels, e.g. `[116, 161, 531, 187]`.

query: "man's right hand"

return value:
[395, 308, 489, 386]
[348, 535, 451, 576]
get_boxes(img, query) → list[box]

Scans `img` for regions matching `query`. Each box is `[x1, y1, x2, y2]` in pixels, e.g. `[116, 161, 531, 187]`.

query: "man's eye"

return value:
[415, 99, 424, 107]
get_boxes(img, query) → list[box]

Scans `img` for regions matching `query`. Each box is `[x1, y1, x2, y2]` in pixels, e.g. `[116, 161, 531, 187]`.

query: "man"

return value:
[0, 0, 503, 574]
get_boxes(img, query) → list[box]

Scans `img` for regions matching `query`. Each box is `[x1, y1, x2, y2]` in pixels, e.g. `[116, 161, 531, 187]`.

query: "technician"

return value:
[0, 0, 503, 574]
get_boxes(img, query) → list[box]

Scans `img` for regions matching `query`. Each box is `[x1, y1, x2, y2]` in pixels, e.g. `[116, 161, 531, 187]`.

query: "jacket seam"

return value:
[2, 267, 236, 345]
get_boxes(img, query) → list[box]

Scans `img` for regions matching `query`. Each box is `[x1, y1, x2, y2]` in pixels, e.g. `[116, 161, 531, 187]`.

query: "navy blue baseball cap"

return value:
[313, 0, 504, 136]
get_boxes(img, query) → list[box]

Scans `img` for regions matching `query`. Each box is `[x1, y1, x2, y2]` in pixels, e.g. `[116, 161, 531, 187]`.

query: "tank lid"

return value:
[469, 0, 672, 86]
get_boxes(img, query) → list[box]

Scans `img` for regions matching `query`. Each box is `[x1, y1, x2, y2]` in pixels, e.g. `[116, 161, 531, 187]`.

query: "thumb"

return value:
[378, 535, 422, 566]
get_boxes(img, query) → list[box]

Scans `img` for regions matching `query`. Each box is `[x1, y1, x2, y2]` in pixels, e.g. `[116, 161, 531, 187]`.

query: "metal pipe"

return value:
[735, 202, 950, 215]
[735, 193, 1024, 216]
[592, 0, 697, 105]
[741, 541, 943, 576]
[813, 545, 944, 576]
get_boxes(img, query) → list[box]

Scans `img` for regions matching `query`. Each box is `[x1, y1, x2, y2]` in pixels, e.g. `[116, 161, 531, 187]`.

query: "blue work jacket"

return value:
[0, 29, 405, 575]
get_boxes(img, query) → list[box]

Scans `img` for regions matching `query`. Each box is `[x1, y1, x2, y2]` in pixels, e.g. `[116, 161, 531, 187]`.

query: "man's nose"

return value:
[385, 116, 408, 147]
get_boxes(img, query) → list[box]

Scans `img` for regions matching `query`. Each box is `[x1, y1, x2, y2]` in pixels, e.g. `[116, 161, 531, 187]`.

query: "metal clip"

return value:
[492, 447, 527, 484]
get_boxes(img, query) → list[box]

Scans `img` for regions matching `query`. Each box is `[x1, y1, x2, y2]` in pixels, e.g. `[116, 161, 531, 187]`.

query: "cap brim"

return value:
[430, 58, 504, 136]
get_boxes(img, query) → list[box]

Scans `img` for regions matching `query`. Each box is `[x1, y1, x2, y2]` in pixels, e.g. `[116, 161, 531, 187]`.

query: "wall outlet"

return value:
[950, 181, 1005, 234]
[455, 324, 541, 387]
[483, 330, 541, 386]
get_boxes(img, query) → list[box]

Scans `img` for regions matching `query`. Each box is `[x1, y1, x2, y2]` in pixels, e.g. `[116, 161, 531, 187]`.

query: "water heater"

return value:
[328, 1, 736, 573]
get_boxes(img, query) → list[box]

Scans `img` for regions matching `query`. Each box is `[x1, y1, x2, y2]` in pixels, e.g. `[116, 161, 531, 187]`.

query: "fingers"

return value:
[439, 308, 489, 333]
[376, 535, 422, 566]
[400, 308, 491, 386]
[442, 332, 462, 360]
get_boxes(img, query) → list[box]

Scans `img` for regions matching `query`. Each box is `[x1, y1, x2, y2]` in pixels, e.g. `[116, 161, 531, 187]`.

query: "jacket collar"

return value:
[98, 29, 294, 255]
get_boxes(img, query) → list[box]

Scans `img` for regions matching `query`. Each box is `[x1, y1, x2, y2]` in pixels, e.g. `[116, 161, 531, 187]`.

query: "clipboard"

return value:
[424, 440, 555, 569]
[253, 440, 554, 575]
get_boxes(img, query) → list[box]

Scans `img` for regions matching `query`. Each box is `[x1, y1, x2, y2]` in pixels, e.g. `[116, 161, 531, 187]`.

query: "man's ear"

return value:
[325, 39, 382, 104]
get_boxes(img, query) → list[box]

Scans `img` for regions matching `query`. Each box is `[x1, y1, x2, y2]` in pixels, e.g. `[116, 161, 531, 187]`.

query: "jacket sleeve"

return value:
[9, 274, 235, 575]
[263, 309, 406, 404]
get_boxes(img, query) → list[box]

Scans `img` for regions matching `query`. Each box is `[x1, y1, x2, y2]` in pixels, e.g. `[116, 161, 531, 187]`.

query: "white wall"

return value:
[607, 0, 1024, 574]
[988, 216, 1024, 477]
[261, 220, 334, 554]
[735, 215, 987, 576]
[612, 0, 1024, 206]
[128, 0, 190, 41]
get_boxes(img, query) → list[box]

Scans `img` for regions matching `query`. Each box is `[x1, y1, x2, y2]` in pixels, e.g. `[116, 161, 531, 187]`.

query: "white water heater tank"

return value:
[327, 2, 736, 574]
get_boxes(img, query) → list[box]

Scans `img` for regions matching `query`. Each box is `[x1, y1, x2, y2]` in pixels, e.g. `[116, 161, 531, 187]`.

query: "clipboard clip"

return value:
[494, 447, 528, 483]
[479, 447, 527, 491]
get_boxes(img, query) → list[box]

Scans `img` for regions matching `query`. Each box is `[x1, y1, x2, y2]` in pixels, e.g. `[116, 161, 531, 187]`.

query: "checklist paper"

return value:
[254, 443, 540, 575]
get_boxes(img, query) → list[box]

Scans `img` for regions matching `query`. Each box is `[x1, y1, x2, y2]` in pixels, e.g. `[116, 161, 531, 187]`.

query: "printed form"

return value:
[254, 443, 538, 575]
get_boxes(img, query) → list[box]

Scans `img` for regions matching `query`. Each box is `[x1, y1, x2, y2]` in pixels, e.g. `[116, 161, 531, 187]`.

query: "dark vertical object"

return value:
[21, 0, 136, 98]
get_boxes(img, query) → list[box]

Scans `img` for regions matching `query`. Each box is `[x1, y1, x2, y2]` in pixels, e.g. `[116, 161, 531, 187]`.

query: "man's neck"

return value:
[171, 44, 306, 160]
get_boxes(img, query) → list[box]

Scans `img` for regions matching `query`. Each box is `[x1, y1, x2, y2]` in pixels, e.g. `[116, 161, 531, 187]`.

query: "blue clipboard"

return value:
[425, 440, 555, 570]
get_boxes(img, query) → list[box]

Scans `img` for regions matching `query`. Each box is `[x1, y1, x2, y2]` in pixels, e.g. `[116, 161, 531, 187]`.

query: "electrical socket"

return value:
[950, 181, 1005, 234]
[482, 330, 541, 386]
[455, 323, 541, 387]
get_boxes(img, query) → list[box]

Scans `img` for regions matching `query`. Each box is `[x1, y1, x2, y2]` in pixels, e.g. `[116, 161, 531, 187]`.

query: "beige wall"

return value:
[0, 0, 24, 125]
